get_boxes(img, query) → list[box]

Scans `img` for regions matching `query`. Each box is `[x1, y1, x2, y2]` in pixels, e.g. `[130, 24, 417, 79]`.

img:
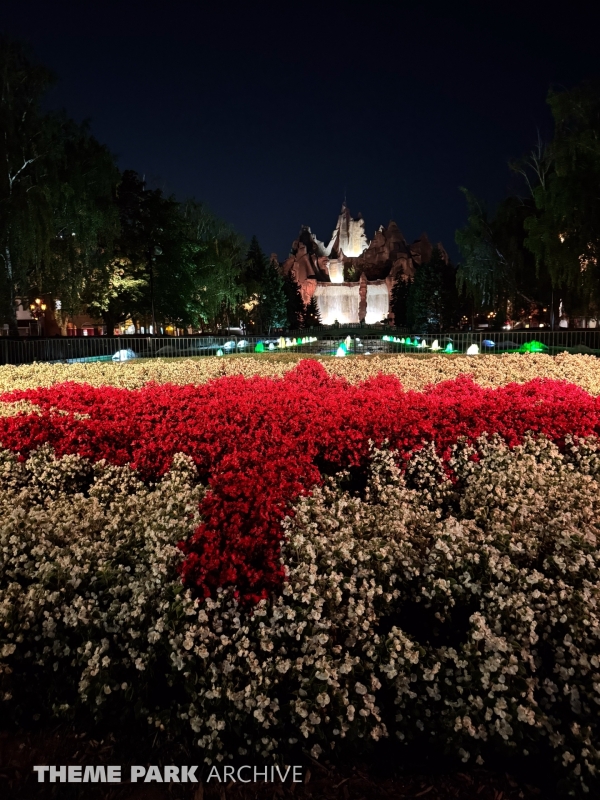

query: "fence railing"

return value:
[1, 329, 600, 366]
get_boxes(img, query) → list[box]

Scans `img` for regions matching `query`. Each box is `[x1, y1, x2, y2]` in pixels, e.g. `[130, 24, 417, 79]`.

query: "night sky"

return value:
[3, 0, 599, 262]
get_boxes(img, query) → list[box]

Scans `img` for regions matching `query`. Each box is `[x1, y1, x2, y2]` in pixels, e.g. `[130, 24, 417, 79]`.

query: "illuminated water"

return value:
[314, 284, 360, 324]
[364, 282, 389, 324]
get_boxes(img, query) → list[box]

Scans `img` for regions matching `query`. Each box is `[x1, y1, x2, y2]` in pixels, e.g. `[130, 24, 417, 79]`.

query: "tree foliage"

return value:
[524, 82, 600, 315]
[283, 272, 305, 329]
[302, 296, 322, 328]
[260, 257, 287, 333]
[408, 248, 460, 332]
[390, 275, 412, 328]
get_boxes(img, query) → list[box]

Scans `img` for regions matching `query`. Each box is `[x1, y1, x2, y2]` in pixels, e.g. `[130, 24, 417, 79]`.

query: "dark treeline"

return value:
[453, 81, 600, 329]
[0, 38, 290, 336]
[394, 82, 600, 332]
[3, 36, 600, 336]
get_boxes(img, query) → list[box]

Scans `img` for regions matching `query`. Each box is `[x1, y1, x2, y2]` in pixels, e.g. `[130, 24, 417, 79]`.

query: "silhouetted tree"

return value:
[390, 275, 412, 328]
[261, 257, 287, 334]
[283, 272, 305, 329]
[408, 248, 460, 332]
[302, 296, 322, 328]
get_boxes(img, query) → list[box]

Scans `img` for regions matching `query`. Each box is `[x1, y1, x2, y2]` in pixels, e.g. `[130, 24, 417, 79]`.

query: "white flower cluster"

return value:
[2, 351, 600, 395]
[1, 436, 599, 794]
[0, 446, 203, 728]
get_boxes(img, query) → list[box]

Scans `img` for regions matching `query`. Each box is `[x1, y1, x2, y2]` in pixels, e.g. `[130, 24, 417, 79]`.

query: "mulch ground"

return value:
[0, 726, 548, 800]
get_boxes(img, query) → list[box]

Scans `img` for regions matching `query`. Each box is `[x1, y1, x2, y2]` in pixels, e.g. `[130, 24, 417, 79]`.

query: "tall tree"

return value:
[239, 235, 267, 332]
[390, 275, 412, 328]
[180, 198, 245, 331]
[408, 248, 460, 332]
[0, 38, 56, 332]
[302, 296, 322, 328]
[455, 189, 548, 325]
[525, 82, 600, 317]
[283, 271, 305, 329]
[260, 257, 287, 334]
[46, 117, 120, 318]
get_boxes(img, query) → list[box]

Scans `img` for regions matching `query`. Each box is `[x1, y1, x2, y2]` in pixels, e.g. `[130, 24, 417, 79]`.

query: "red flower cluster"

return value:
[1, 360, 599, 603]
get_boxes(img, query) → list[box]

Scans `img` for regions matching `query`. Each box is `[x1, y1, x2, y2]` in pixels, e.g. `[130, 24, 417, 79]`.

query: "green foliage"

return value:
[390, 275, 412, 328]
[283, 272, 305, 329]
[408, 248, 460, 332]
[239, 237, 287, 333]
[525, 82, 600, 315]
[86, 173, 246, 333]
[302, 296, 322, 328]
[0, 38, 120, 329]
[0, 38, 247, 335]
[260, 257, 287, 333]
[0, 37, 56, 330]
[456, 188, 550, 324]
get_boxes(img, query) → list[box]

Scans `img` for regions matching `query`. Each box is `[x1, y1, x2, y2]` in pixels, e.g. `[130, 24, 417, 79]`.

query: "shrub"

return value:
[1, 436, 599, 795]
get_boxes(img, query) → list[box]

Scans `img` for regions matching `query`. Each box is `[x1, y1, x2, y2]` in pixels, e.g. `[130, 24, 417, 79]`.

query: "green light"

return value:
[216, 348, 224, 356]
[444, 342, 453, 353]
[335, 346, 346, 357]
[297, 337, 302, 345]
[255, 342, 265, 353]
[519, 340, 548, 353]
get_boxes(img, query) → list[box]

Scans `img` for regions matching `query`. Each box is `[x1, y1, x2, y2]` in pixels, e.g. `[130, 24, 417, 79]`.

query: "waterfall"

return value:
[364, 282, 389, 324]
[314, 284, 360, 324]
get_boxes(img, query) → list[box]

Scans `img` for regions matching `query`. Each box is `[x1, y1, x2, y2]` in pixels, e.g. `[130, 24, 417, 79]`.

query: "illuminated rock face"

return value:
[281, 205, 447, 324]
[326, 206, 369, 259]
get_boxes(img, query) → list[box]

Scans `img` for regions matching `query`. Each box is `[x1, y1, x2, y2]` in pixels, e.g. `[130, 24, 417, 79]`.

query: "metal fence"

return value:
[1, 329, 600, 366]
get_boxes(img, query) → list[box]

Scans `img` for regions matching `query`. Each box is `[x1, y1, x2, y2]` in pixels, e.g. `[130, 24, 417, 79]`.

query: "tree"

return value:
[0, 38, 57, 332]
[87, 173, 246, 334]
[181, 199, 245, 331]
[46, 117, 120, 319]
[239, 236, 268, 332]
[261, 257, 287, 334]
[408, 248, 460, 332]
[302, 296, 322, 328]
[390, 275, 412, 328]
[525, 82, 600, 317]
[283, 272, 305, 329]
[455, 188, 549, 325]
[0, 38, 120, 332]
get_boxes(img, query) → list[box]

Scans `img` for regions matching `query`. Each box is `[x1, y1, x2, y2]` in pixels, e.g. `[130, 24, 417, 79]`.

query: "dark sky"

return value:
[3, 0, 599, 261]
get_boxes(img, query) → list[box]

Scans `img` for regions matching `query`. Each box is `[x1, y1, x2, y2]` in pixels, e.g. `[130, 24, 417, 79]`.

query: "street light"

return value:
[29, 298, 47, 319]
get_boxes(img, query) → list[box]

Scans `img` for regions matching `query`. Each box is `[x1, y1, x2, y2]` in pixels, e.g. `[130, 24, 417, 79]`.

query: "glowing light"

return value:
[112, 349, 137, 362]
[466, 344, 479, 355]
[268, 342, 275, 350]
[335, 345, 346, 357]
[254, 342, 265, 352]
[482, 340, 495, 347]
[444, 343, 453, 353]
[519, 340, 547, 353]
[216, 348, 224, 356]
[431, 339, 440, 351]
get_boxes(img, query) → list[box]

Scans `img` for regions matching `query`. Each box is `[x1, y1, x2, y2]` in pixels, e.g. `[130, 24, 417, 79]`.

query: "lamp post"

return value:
[29, 298, 47, 336]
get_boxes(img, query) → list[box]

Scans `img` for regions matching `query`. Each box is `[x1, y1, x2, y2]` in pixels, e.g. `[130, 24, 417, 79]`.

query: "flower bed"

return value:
[1, 359, 600, 795]
[2, 351, 600, 394]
